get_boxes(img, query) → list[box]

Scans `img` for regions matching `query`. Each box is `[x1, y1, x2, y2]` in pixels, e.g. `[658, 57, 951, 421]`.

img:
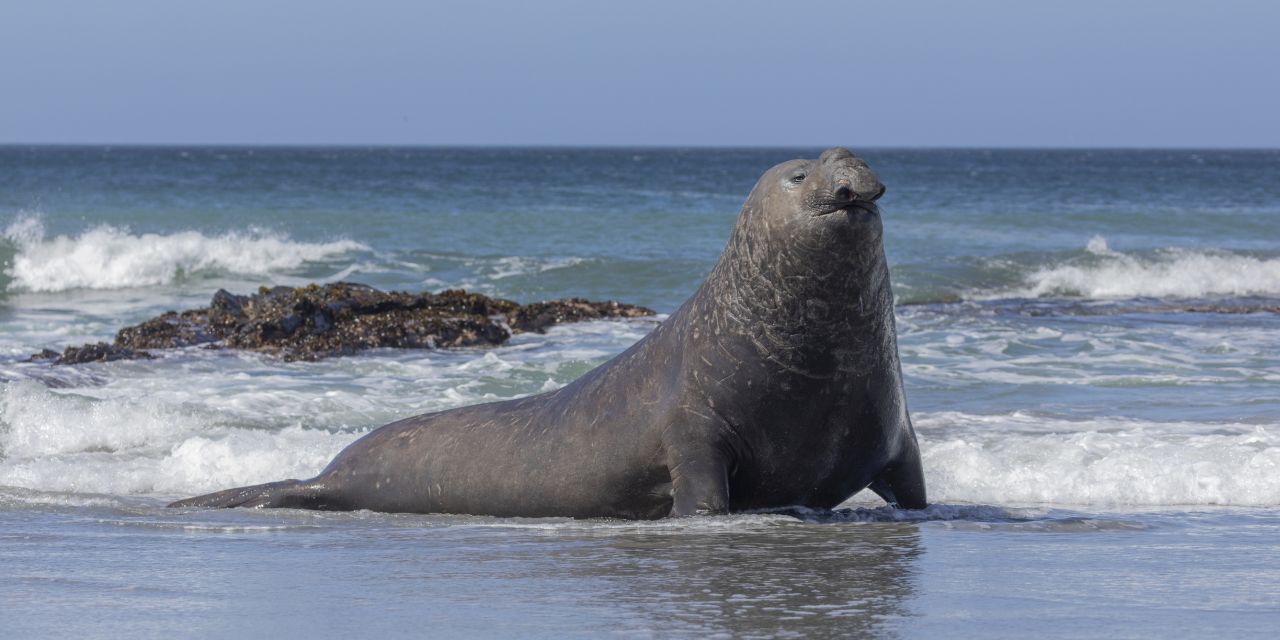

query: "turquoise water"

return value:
[1, 147, 1278, 637]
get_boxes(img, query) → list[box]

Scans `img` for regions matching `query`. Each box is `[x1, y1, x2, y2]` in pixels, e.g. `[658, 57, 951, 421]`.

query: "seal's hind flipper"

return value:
[868, 437, 927, 510]
[167, 479, 330, 509]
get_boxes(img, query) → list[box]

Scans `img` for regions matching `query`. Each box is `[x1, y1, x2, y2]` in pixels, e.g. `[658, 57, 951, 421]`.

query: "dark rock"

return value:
[509, 298, 656, 333]
[42, 342, 154, 365]
[208, 289, 249, 328]
[116, 310, 221, 350]
[36, 282, 655, 364]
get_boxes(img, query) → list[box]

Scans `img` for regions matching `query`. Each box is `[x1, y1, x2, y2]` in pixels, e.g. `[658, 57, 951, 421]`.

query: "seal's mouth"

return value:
[814, 202, 879, 218]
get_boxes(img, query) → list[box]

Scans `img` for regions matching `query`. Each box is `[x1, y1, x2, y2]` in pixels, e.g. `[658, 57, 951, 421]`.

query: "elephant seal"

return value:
[170, 148, 927, 517]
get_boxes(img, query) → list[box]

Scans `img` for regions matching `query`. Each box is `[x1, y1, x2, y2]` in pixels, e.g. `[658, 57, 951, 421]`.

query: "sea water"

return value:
[1, 147, 1277, 637]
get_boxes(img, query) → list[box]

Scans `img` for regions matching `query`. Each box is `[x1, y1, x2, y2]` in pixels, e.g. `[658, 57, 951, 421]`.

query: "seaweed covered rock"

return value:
[510, 298, 655, 333]
[31, 343, 155, 365]
[37, 282, 654, 364]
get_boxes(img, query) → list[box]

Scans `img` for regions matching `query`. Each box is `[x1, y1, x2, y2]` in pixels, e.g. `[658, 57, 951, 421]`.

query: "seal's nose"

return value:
[833, 180, 854, 202]
[820, 147, 883, 203]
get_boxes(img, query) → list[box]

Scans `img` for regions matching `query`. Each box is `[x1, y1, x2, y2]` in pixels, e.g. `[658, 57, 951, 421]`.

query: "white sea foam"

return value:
[0, 381, 355, 496]
[916, 411, 1280, 507]
[0, 320, 654, 499]
[486, 255, 586, 280]
[2, 216, 367, 292]
[2, 373, 1276, 508]
[419, 254, 589, 293]
[1000, 236, 1280, 300]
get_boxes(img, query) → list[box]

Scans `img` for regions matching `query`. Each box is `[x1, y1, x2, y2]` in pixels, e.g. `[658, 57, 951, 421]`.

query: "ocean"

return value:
[1, 146, 1277, 637]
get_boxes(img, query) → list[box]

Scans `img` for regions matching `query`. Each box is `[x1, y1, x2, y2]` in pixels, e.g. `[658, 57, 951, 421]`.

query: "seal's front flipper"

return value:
[667, 449, 731, 517]
[167, 479, 336, 509]
[868, 437, 927, 510]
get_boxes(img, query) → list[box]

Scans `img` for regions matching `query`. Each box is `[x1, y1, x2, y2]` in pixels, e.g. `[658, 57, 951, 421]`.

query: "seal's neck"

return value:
[693, 227, 896, 378]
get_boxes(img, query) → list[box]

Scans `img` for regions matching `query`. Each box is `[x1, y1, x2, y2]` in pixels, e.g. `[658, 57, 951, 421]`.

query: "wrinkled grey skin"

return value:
[170, 148, 927, 518]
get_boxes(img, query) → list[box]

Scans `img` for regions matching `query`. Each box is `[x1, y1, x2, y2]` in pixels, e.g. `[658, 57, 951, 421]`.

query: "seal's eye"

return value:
[788, 173, 806, 184]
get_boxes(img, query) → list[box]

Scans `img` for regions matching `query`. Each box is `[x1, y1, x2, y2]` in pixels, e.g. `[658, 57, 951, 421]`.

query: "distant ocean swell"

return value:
[5, 217, 1278, 310]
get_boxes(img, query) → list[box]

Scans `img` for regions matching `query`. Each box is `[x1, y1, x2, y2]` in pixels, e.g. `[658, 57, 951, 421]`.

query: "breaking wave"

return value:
[1007, 236, 1280, 300]
[916, 411, 1280, 507]
[1, 380, 1276, 508]
[1, 215, 368, 293]
[0, 381, 356, 496]
[897, 236, 1280, 306]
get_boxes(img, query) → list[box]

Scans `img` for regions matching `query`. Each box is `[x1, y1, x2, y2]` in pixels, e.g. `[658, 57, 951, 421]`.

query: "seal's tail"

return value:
[167, 479, 324, 509]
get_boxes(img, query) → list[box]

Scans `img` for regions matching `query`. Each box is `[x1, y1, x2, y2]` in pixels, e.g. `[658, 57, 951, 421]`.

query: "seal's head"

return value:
[769, 146, 885, 225]
[730, 147, 888, 278]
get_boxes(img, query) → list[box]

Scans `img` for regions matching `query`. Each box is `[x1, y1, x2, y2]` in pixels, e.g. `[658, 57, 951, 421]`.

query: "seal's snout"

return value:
[817, 147, 884, 209]
[833, 181, 855, 203]
[831, 179, 884, 204]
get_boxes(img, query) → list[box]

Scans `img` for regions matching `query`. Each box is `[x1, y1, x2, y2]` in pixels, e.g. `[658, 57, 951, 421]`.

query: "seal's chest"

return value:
[725, 412, 891, 510]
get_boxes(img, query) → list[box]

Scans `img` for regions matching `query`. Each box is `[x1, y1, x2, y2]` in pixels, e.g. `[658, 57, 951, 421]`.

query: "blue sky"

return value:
[2, 0, 1276, 147]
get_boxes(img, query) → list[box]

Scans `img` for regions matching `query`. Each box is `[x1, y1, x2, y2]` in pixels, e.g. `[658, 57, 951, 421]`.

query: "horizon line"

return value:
[2, 141, 1278, 152]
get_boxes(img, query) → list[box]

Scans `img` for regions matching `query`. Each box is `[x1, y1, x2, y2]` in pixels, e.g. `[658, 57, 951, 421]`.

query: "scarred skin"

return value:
[170, 148, 927, 518]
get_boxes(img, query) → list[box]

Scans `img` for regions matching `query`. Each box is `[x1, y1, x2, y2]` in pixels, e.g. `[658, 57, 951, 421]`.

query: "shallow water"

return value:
[1, 147, 1278, 636]
[5, 494, 1278, 638]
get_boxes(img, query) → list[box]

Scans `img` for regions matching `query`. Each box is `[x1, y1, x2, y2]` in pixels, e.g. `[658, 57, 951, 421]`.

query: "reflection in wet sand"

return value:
[554, 521, 923, 637]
